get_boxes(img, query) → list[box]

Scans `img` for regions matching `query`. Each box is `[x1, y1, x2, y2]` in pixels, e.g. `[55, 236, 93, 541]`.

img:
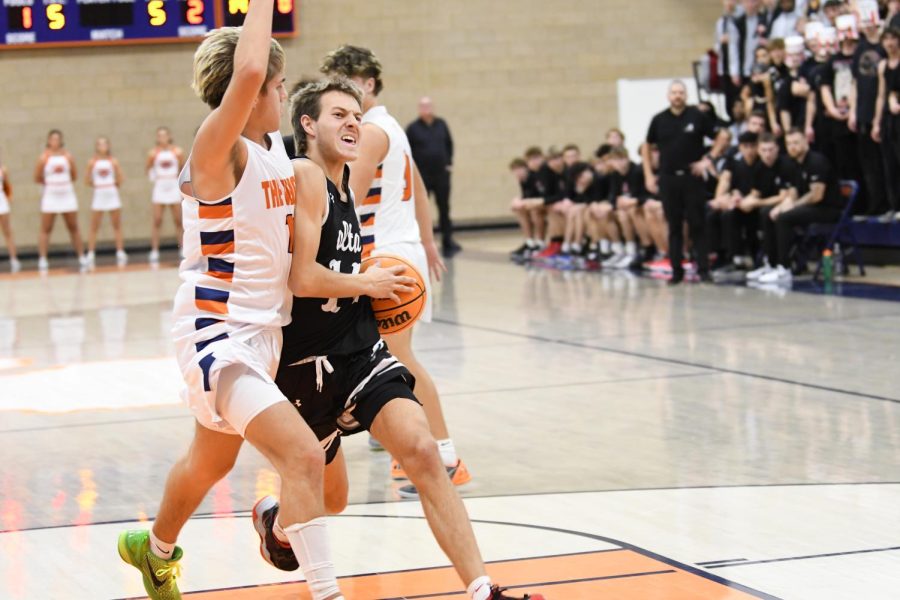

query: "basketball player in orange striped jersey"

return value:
[321, 45, 471, 497]
[115, 4, 351, 599]
[0, 152, 20, 273]
[146, 127, 185, 264]
[252, 77, 544, 600]
[34, 129, 88, 272]
[85, 136, 127, 268]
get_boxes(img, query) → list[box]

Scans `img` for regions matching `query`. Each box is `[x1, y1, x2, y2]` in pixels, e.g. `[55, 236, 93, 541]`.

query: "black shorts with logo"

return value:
[274, 340, 418, 464]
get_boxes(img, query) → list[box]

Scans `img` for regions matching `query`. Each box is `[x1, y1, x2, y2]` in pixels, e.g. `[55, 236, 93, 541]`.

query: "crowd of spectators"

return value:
[507, 0, 900, 285]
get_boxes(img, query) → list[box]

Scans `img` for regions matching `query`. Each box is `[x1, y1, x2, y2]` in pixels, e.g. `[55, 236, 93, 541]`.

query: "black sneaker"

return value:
[252, 496, 299, 571]
[510, 243, 530, 262]
[489, 585, 546, 599]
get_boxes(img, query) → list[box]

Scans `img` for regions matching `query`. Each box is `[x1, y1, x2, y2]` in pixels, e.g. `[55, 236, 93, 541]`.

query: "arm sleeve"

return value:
[807, 154, 829, 184]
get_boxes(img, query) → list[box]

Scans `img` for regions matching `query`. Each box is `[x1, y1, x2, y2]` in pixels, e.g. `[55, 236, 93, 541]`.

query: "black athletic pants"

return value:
[761, 204, 842, 268]
[882, 119, 900, 212]
[423, 170, 454, 247]
[857, 124, 886, 215]
[660, 173, 709, 275]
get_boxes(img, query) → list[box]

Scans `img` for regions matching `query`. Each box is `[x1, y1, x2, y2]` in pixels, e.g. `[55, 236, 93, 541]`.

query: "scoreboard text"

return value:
[1, 0, 296, 49]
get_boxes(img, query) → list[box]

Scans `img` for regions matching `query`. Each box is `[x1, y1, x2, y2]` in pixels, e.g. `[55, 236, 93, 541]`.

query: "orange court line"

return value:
[182, 550, 763, 600]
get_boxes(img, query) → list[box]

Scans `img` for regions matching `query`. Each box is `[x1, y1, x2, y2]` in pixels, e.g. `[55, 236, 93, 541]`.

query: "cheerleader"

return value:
[145, 127, 185, 263]
[0, 152, 20, 273]
[34, 129, 87, 272]
[86, 136, 127, 268]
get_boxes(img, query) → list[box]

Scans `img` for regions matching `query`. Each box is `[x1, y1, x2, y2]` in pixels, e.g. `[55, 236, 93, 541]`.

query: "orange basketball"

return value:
[360, 254, 427, 335]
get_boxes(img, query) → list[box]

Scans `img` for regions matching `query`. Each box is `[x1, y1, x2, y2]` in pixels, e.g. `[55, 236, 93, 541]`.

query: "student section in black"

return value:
[722, 153, 760, 196]
[645, 106, 716, 176]
[280, 162, 380, 364]
[789, 150, 842, 209]
[538, 164, 567, 205]
[607, 163, 647, 206]
[752, 156, 795, 198]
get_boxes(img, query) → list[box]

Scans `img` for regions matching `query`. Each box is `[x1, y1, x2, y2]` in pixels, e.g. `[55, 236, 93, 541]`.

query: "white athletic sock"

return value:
[561, 242, 571, 253]
[284, 517, 342, 600]
[599, 239, 611, 254]
[149, 530, 175, 560]
[572, 242, 582, 254]
[611, 241, 624, 255]
[437, 438, 458, 468]
[468, 575, 493, 600]
[625, 241, 637, 256]
[273, 514, 291, 546]
[526, 238, 537, 248]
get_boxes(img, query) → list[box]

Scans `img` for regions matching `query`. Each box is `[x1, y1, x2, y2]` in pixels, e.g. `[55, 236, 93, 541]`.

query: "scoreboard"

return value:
[0, 0, 297, 49]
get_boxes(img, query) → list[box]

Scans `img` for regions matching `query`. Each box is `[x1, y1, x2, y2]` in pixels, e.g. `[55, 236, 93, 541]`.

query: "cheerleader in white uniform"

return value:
[34, 130, 87, 272]
[0, 153, 20, 272]
[145, 127, 185, 263]
[86, 136, 127, 268]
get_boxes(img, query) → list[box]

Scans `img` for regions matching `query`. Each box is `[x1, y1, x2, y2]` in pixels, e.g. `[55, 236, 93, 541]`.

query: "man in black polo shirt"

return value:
[406, 97, 459, 256]
[643, 80, 717, 284]
[709, 131, 762, 274]
[745, 132, 797, 280]
[757, 128, 844, 284]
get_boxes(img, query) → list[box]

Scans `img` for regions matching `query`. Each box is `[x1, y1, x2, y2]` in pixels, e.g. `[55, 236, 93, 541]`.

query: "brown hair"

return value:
[320, 45, 384, 96]
[289, 77, 363, 156]
[509, 157, 527, 169]
[192, 27, 285, 109]
[524, 146, 544, 159]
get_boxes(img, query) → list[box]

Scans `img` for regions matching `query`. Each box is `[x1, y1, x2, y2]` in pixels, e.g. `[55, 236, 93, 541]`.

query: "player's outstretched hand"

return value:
[365, 263, 417, 304]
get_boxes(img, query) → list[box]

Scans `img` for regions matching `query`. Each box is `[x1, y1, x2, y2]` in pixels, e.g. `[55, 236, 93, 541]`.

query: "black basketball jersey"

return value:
[281, 161, 380, 363]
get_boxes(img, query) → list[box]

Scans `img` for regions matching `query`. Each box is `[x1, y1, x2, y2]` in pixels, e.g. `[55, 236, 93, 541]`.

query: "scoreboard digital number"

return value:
[223, 0, 293, 36]
[1, 0, 297, 49]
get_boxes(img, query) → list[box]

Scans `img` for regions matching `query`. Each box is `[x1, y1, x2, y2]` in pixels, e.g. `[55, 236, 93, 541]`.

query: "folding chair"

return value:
[804, 180, 865, 281]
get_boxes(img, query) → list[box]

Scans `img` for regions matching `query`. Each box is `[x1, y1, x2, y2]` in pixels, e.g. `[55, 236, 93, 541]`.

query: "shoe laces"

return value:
[155, 561, 182, 584]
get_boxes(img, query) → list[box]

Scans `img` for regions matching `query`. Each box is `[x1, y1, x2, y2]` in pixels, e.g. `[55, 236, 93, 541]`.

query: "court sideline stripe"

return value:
[705, 545, 900, 568]
[101, 515, 778, 600]
[380, 570, 680, 599]
[4, 483, 899, 535]
[432, 318, 900, 405]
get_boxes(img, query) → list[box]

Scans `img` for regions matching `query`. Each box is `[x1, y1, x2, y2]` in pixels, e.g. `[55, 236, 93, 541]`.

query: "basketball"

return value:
[360, 254, 427, 335]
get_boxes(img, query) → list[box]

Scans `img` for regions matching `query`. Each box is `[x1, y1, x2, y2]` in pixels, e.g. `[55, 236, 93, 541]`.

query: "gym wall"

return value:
[0, 0, 719, 252]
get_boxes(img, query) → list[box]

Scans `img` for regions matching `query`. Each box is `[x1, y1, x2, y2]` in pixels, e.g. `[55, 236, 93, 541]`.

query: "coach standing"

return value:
[407, 97, 460, 257]
[643, 80, 717, 284]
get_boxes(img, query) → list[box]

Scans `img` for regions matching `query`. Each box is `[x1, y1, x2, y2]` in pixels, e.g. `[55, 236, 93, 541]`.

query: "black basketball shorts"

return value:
[274, 340, 418, 464]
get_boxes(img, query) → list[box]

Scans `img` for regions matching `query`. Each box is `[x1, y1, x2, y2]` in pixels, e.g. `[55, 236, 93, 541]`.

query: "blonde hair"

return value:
[192, 27, 285, 109]
[289, 77, 363, 156]
[320, 45, 383, 96]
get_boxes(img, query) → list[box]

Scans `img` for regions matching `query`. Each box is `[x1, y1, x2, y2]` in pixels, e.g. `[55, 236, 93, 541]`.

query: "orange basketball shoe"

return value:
[397, 459, 471, 498]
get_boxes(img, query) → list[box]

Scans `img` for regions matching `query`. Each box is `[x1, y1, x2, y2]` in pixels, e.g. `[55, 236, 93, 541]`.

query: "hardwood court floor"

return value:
[0, 231, 898, 599]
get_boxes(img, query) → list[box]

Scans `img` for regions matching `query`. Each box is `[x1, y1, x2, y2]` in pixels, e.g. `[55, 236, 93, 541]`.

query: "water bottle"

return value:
[822, 249, 834, 291]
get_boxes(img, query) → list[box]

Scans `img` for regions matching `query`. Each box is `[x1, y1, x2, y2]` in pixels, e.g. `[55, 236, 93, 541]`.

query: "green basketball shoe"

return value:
[117, 530, 183, 600]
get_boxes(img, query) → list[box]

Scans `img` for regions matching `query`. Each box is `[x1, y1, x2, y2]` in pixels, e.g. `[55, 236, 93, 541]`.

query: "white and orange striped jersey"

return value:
[171, 133, 296, 367]
[358, 105, 420, 259]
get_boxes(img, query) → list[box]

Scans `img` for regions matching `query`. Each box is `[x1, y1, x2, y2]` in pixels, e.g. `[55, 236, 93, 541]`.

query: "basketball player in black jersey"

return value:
[251, 78, 543, 600]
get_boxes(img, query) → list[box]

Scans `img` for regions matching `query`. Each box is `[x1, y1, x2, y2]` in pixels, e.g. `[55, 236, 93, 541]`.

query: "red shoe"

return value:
[534, 242, 561, 259]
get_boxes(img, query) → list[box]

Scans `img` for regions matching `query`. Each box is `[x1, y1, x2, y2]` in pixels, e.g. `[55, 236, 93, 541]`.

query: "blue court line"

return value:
[706, 545, 900, 569]
[382, 570, 680, 599]
[433, 318, 900, 405]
